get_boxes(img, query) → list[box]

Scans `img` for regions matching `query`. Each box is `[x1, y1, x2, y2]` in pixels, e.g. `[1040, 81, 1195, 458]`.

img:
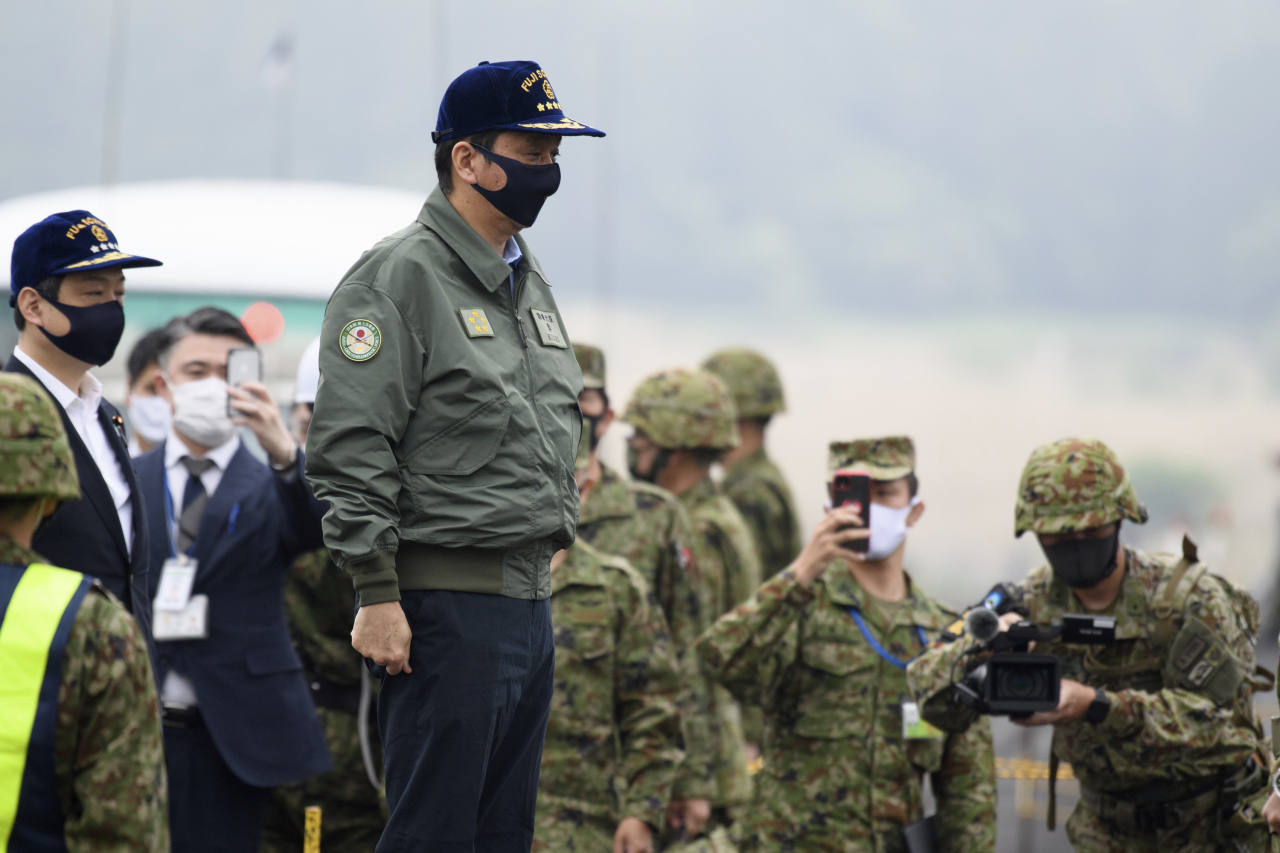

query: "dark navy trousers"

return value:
[375, 590, 555, 853]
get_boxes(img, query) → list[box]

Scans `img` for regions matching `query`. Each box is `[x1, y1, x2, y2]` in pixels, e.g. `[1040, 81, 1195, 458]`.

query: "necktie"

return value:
[178, 457, 216, 554]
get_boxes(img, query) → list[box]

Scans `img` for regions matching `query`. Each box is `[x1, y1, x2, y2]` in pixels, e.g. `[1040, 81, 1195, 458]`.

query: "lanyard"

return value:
[846, 606, 928, 670]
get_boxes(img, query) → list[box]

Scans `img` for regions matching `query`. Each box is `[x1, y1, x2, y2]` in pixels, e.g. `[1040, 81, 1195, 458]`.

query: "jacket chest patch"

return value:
[529, 309, 567, 348]
[459, 308, 494, 338]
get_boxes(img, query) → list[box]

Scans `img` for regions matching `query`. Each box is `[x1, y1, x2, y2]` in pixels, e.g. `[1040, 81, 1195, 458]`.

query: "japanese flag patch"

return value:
[340, 319, 381, 361]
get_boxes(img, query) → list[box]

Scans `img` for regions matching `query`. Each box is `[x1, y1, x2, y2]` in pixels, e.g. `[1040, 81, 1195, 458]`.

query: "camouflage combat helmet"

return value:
[0, 373, 79, 500]
[827, 436, 915, 481]
[1015, 438, 1147, 537]
[701, 348, 785, 419]
[573, 343, 606, 390]
[622, 368, 740, 450]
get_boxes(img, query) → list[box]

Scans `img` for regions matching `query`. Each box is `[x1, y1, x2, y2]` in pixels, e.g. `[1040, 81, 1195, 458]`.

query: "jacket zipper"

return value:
[511, 270, 566, 529]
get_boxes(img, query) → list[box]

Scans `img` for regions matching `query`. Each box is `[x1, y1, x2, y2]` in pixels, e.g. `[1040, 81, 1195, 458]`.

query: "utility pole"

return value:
[100, 0, 131, 185]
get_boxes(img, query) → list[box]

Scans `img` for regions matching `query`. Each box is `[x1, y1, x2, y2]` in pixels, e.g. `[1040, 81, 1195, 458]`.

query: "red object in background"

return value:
[240, 301, 285, 344]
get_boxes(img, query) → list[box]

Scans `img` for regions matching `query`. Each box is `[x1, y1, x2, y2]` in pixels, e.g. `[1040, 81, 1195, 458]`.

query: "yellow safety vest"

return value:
[0, 562, 91, 850]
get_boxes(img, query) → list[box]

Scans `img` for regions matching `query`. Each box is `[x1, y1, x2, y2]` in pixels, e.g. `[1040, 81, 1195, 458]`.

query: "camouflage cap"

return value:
[573, 343, 606, 390]
[621, 368, 740, 450]
[0, 374, 79, 500]
[701, 348, 785, 419]
[826, 436, 915, 481]
[1014, 438, 1147, 537]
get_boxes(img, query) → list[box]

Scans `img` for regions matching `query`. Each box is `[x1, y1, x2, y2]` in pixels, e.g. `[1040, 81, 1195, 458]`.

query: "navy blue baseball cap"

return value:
[10, 210, 162, 306]
[432, 60, 605, 144]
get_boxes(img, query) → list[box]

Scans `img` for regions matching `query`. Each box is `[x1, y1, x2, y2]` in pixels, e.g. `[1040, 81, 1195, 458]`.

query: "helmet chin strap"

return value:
[632, 448, 673, 485]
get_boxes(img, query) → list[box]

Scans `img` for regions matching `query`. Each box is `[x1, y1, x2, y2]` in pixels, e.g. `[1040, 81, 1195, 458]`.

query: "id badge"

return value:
[902, 701, 945, 740]
[155, 556, 197, 611]
[153, 594, 209, 641]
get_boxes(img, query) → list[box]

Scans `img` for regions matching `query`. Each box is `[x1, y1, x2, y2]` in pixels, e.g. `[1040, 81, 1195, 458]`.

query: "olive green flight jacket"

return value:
[305, 187, 583, 606]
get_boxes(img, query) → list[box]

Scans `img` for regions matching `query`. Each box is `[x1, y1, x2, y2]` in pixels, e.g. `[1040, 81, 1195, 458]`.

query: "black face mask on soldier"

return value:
[38, 298, 126, 366]
[470, 145, 561, 228]
[627, 445, 671, 485]
[1040, 524, 1121, 589]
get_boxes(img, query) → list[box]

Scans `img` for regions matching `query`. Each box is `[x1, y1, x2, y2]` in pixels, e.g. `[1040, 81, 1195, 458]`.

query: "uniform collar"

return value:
[822, 562, 949, 630]
[550, 543, 608, 594]
[578, 465, 636, 524]
[725, 447, 768, 477]
[418, 187, 547, 293]
[0, 535, 44, 568]
[678, 476, 720, 511]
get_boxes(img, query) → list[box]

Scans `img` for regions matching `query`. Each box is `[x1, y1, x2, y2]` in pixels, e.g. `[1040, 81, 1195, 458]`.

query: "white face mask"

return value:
[127, 395, 171, 443]
[866, 497, 922, 561]
[169, 376, 236, 447]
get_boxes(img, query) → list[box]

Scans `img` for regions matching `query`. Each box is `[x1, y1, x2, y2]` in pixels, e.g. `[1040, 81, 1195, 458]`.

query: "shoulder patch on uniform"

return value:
[339, 319, 381, 361]
[460, 308, 495, 338]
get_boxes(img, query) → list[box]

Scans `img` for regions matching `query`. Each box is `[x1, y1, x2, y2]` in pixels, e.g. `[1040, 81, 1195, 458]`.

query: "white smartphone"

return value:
[226, 347, 262, 416]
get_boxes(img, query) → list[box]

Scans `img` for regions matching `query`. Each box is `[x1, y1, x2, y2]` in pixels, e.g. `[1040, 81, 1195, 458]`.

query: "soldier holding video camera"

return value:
[907, 438, 1271, 852]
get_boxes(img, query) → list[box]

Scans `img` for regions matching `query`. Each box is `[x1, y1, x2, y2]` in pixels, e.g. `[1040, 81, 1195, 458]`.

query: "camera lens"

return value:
[997, 667, 1046, 700]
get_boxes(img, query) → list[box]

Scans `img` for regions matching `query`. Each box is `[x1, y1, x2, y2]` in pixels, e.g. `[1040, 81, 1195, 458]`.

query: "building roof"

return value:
[0, 180, 427, 299]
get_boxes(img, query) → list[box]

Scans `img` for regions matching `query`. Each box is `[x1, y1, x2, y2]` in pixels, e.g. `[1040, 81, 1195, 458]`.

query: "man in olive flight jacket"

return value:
[305, 60, 604, 851]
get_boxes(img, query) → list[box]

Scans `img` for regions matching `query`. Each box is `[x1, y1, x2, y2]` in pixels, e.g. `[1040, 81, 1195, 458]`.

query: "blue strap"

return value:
[845, 606, 928, 670]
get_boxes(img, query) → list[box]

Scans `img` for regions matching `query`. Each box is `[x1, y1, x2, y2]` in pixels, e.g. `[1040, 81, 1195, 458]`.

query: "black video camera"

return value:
[952, 585, 1116, 718]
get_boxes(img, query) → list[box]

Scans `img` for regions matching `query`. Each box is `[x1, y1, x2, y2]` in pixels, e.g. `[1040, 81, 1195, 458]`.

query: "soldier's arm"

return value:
[695, 569, 808, 707]
[1088, 578, 1262, 761]
[651, 502, 719, 801]
[305, 273, 426, 605]
[906, 636, 982, 734]
[932, 718, 997, 853]
[56, 589, 169, 852]
[613, 571, 685, 831]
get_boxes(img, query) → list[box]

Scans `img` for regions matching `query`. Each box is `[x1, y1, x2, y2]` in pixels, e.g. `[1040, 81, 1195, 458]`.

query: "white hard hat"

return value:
[294, 336, 321, 404]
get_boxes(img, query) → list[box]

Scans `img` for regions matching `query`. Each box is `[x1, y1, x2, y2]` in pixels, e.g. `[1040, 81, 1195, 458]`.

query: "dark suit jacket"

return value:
[3, 355, 151, 641]
[137, 440, 332, 787]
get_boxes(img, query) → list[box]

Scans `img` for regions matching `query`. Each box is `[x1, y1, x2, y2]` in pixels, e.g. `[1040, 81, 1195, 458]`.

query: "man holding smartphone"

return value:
[695, 437, 996, 853]
[305, 61, 601, 850]
[134, 307, 330, 852]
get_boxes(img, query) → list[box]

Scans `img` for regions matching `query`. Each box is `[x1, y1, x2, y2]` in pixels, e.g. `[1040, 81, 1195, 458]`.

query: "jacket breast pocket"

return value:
[406, 393, 512, 476]
[793, 639, 879, 739]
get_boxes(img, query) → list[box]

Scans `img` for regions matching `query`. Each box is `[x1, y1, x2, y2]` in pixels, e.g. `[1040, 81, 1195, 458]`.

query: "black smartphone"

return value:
[226, 347, 262, 417]
[831, 468, 871, 552]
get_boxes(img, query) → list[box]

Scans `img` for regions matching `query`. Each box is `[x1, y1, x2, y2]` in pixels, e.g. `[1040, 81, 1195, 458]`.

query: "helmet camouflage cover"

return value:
[701, 348, 785, 419]
[622, 368, 740, 450]
[1015, 437, 1146, 537]
[827, 436, 915, 481]
[0, 373, 79, 500]
[573, 343, 606, 390]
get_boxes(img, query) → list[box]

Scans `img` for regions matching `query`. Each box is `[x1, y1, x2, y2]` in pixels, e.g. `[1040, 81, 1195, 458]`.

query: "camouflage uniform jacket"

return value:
[538, 540, 684, 837]
[680, 476, 763, 808]
[908, 547, 1266, 801]
[577, 464, 718, 799]
[286, 549, 365, 688]
[697, 564, 996, 853]
[722, 448, 802, 580]
[0, 538, 169, 852]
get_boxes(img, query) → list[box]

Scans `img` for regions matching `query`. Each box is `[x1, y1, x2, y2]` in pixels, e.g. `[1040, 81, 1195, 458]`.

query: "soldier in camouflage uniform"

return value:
[623, 368, 763, 831]
[907, 438, 1270, 853]
[573, 343, 720, 837]
[534, 419, 684, 852]
[701, 349, 801, 581]
[0, 372, 168, 851]
[696, 436, 996, 853]
[261, 347, 386, 853]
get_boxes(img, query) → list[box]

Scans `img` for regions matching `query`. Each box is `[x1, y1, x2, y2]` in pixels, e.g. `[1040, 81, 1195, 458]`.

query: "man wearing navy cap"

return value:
[6, 211, 160, 644]
[306, 61, 602, 850]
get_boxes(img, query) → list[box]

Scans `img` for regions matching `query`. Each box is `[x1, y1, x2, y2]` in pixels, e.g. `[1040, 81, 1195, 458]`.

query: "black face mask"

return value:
[471, 145, 561, 227]
[1041, 526, 1121, 589]
[39, 299, 126, 366]
[627, 446, 671, 485]
[583, 413, 605, 452]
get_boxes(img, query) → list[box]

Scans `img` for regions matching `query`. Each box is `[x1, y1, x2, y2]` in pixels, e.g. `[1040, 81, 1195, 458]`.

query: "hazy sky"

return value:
[3, 1, 1279, 319]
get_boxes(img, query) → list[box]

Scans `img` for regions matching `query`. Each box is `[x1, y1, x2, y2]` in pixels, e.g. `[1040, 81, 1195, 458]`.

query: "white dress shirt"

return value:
[158, 426, 240, 709]
[14, 346, 133, 556]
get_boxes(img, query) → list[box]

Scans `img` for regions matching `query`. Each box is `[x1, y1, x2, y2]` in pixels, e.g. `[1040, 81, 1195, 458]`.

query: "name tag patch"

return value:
[530, 309, 567, 348]
[460, 308, 495, 338]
